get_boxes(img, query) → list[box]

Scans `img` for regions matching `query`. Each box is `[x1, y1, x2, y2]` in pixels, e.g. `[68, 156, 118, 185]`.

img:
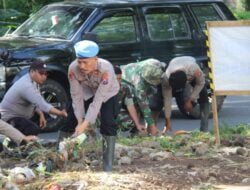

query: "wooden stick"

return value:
[212, 95, 220, 146]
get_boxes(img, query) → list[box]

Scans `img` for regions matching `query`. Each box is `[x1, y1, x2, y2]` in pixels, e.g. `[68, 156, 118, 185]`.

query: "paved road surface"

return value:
[1, 96, 250, 143]
[38, 95, 250, 142]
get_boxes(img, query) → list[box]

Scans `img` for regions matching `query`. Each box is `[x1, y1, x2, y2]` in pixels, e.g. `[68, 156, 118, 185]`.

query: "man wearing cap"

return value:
[162, 56, 209, 133]
[121, 59, 164, 136]
[68, 40, 119, 172]
[0, 61, 68, 136]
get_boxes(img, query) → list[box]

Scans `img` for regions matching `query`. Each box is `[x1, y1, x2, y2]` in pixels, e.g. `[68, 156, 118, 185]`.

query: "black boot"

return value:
[102, 135, 115, 172]
[200, 103, 209, 132]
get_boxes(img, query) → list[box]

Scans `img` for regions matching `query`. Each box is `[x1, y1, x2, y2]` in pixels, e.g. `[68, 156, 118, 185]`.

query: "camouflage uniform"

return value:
[121, 59, 164, 127]
[115, 80, 138, 131]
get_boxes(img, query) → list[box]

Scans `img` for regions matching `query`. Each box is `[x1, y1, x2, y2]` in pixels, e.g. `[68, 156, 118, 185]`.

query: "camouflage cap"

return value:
[141, 61, 164, 86]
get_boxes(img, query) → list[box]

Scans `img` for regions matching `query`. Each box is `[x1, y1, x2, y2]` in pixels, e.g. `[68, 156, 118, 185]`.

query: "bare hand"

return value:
[23, 135, 38, 142]
[39, 114, 47, 129]
[184, 99, 193, 113]
[136, 124, 147, 133]
[73, 122, 88, 137]
[148, 125, 159, 136]
[60, 109, 68, 117]
[162, 118, 172, 134]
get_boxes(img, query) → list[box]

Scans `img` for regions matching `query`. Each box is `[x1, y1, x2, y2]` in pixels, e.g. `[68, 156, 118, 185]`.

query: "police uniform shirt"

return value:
[68, 58, 119, 124]
[0, 73, 53, 121]
[162, 56, 205, 119]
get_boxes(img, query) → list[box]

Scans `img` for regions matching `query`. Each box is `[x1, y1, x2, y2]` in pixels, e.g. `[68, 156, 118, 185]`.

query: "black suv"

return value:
[0, 0, 235, 131]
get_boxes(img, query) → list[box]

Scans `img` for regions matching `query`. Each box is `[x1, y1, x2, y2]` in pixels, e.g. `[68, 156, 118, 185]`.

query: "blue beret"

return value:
[74, 40, 99, 58]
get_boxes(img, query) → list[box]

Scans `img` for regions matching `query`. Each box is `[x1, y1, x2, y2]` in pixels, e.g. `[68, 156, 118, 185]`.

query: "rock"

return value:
[127, 150, 141, 159]
[116, 143, 131, 150]
[120, 148, 128, 157]
[141, 148, 154, 155]
[140, 141, 161, 149]
[211, 165, 220, 169]
[187, 164, 195, 169]
[161, 164, 175, 169]
[115, 144, 129, 157]
[241, 165, 249, 171]
[242, 178, 250, 184]
[174, 151, 185, 157]
[220, 139, 232, 147]
[244, 138, 250, 149]
[149, 151, 172, 161]
[209, 170, 217, 178]
[90, 160, 99, 167]
[179, 135, 191, 146]
[232, 135, 245, 147]
[199, 169, 209, 181]
[191, 142, 209, 156]
[4, 182, 20, 190]
[187, 171, 197, 176]
[208, 176, 217, 183]
[115, 150, 121, 159]
[236, 147, 248, 156]
[220, 147, 238, 155]
[118, 156, 132, 165]
[187, 175, 195, 183]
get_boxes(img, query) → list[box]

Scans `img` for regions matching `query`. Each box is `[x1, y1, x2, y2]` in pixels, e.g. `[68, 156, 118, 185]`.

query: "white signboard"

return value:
[207, 21, 250, 94]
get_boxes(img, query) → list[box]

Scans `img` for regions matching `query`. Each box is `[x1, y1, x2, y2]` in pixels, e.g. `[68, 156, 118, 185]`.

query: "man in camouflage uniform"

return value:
[121, 59, 164, 135]
[114, 66, 146, 134]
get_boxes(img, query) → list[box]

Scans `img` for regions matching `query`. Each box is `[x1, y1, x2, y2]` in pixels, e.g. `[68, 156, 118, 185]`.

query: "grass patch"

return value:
[116, 124, 250, 152]
[212, 123, 250, 139]
[117, 135, 152, 146]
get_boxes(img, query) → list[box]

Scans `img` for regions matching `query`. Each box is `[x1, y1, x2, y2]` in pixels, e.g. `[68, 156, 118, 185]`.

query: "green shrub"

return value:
[234, 11, 250, 19]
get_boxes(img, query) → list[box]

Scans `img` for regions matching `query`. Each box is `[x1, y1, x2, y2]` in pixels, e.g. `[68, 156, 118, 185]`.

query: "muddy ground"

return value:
[0, 134, 250, 190]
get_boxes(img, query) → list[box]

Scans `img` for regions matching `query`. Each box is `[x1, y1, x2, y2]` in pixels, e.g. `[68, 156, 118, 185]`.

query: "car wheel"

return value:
[40, 79, 69, 132]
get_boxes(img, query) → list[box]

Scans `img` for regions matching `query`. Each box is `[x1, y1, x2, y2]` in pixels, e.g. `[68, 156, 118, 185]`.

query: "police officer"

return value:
[0, 61, 68, 136]
[121, 59, 164, 136]
[114, 66, 146, 135]
[68, 40, 119, 172]
[162, 56, 209, 133]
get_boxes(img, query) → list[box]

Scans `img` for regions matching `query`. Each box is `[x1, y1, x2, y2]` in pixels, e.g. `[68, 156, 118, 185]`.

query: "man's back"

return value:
[0, 74, 37, 121]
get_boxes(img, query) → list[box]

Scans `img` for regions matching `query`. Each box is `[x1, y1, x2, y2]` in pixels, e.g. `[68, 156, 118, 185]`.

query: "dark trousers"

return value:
[100, 96, 118, 136]
[8, 117, 41, 136]
[174, 81, 209, 106]
[61, 96, 118, 136]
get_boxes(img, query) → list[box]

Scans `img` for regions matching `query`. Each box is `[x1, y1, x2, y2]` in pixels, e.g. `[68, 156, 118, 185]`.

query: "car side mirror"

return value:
[81, 32, 97, 42]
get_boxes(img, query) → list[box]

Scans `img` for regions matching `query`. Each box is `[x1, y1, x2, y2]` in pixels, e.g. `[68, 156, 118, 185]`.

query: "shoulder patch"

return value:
[68, 70, 75, 80]
[101, 72, 109, 85]
[194, 69, 202, 78]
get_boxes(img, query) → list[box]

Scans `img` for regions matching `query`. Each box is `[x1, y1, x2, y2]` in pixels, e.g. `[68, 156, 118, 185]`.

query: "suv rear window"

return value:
[145, 7, 189, 41]
[92, 11, 136, 43]
[191, 5, 222, 30]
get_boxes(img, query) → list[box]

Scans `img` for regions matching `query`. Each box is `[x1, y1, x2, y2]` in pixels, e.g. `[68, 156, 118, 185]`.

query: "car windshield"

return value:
[13, 5, 93, 40]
